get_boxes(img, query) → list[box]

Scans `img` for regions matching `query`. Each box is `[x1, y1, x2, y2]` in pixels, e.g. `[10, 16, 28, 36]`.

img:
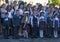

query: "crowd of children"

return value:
[0, 1, 60, 39]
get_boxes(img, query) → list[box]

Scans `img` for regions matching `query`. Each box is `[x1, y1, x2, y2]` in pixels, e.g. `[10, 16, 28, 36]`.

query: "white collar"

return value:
[54, 17, 59, 20]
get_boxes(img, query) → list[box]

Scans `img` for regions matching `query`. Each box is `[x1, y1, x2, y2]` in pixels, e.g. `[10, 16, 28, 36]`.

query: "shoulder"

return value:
[30, 15, 33, 18]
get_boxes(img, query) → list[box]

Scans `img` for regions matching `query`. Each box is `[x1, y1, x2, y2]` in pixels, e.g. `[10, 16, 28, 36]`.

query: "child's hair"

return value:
[40, 12, 44, 16]
[54, 13, 58, 18]
[6, 5, 12, 11]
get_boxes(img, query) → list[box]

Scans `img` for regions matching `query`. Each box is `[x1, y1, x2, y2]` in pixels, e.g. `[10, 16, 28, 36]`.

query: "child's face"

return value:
[20, 5, 24, 9]
[9, 6, 11, 10]
[40, 13, 44, 16]
[16, 11, 19, 14]
[33, 10, 37, 14]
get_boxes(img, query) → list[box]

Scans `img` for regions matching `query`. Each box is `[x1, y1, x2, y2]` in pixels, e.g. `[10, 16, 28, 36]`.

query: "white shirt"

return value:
[10, 9, 14, 14]
[39, 16, 45, 20]
[1, 8, 7, 13]
[53, 17, 59, 27]
[54, 17, 59, 21]
[38, 16, 45, 26]
[19, 9, 24, 15]
[25, 16, 30, 23]
[8, 12, 13, 19]
[5, 3, 8, 9]
[30, 16, 33, 26]
[30, 15, 39, 27]
[15, 6, 19, 10]
[5, 18, 8, 21]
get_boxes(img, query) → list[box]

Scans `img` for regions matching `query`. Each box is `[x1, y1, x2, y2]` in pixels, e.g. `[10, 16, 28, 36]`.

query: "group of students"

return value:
[0, 1, 60, 39]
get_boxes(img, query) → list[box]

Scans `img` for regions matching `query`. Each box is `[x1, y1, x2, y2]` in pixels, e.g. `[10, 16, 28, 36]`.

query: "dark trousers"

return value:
[3, 26, 9, 39]
[9, 26, 13, 36]
[47, 26, 53, 37]
[31, 25, 38, 38]
[12, 26, 19, 39]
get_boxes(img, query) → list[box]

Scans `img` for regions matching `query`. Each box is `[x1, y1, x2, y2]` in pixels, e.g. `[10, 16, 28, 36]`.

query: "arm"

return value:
[12, 15, 16, 27]
[53, 19, 55, 28]
[30, 16, 33, 27]
[37, 18, 39, 27]
[58, 20, 59, 28]
[23, 17, 27, 28]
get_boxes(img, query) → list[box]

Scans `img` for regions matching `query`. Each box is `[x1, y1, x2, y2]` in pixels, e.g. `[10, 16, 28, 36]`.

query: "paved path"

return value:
[0, 34, 60, 42]
[0, 38, 60, 42]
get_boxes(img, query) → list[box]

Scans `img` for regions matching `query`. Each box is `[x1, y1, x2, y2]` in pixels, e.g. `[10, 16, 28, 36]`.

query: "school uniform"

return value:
[30, 15, 38, 38]
[14, 6, 19, 10]
[39, 16, 46, 38]
[8, 11, 13, 36]
[19, 9, 24, 15]
[19, 9, 24, 35]
[3, 16, 10, 39]
[0, 14, 1, 34]
[19, 8, 24, 22]
[58, 10, 60, 19]
[12, 14, 20, 39]
[18, 15, 24, 36]
[23, 16, 30, 38]
[47, 16, 53, 37]
[29, 15, 33, 37]
[1, 8, 7, 23]
[53, 17, 59, 38]
[19, 15, 23, 25]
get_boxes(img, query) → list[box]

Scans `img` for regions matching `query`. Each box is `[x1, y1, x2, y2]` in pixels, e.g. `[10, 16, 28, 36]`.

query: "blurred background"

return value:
[0, 0, 60, 6]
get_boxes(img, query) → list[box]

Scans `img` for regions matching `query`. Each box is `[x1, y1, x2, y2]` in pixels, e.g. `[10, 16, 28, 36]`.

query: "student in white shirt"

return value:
[23, 11, 30, 38]
[30, 9, 38, 38]
[53, 14, 59, 38]
[38, 12, 46, 38]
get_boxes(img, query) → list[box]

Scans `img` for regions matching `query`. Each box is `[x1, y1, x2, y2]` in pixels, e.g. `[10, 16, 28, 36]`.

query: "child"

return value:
[39, 12, 46, 38]
[12, 10, 20, 39]
[53, 14, 59, 38]
[23, 11, 30, 38]
[3, 13, 10, 39]
[47, 13, 53, 37]
[30, 9, 38, 38]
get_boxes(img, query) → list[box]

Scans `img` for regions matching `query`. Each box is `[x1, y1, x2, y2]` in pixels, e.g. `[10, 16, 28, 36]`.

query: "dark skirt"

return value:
[23, 23, 29, 31]
[39, 22, 46, 30]
[53, 27, 59, 31]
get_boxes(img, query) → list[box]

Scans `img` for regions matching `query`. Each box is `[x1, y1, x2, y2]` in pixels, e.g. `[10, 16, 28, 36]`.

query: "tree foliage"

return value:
[49, 0, 60, 5]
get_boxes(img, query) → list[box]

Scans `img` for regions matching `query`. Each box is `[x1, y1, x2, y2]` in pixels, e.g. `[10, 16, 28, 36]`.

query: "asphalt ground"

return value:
[0, 38, 60, 42]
